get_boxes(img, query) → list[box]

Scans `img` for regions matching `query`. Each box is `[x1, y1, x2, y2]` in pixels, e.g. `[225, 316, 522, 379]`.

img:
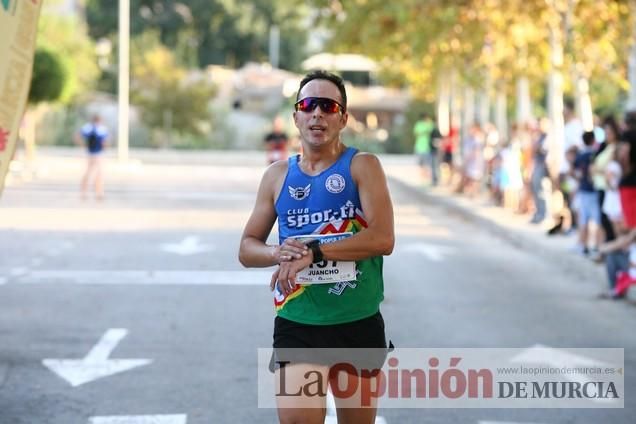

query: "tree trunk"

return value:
[436, 74, 451, 136]
[463, 85, 475, 130]
[515, 76, 532, 124]
[495, 83, 508, 141]
[478, 71, 492, 126]
[547, 21, 565, 178]
[576, 76, 594, 131]
[449, 69, 462, 134]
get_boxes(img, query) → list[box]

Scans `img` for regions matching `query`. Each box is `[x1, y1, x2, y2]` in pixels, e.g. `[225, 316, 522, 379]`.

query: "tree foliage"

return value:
[29, 48, 68, 105]
[85, 0, 310, 70]
[130, 33, 216, 140]
[312, 0, 633, 111]
[37, 1, 100, 103]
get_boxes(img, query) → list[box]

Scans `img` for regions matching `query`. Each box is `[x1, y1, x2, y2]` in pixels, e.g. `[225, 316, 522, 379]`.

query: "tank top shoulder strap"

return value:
[341, 146, 359, 168]
[287, 154, 301, 171]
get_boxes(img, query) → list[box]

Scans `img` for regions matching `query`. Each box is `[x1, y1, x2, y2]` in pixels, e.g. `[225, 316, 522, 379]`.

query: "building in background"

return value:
[302, 53, 409, 146]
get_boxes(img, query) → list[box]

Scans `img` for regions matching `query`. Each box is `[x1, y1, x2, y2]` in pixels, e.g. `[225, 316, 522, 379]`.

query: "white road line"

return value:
[89, 415, 187, 424]
[15, 270, 272, 286]
[10, 267, 28, 277]
[6, 187, 254, 201]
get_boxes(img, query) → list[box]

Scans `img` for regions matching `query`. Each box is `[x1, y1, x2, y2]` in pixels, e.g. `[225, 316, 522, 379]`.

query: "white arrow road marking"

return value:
[89, 415, 187, 424]
[325, 390, 387, 424]
[403, 242, 456, 262]
[510, 344, 618, 404]
[43, 328, 152, 387]
[160, 236, 214, 256]
[17, 270, 272, 286]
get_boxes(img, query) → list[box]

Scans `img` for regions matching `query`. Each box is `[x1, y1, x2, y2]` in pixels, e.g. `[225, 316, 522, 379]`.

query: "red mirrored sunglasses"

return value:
[294, 97, 345, 114]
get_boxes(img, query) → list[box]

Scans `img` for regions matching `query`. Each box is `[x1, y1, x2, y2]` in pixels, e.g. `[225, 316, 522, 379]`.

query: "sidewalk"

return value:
[381, 158, 616, 294]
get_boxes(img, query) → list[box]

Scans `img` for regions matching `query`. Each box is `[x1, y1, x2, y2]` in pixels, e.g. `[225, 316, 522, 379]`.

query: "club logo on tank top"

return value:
[288, 184, 311, 200]
[286, 201, 356, 229]
[325, 173, 346, 193]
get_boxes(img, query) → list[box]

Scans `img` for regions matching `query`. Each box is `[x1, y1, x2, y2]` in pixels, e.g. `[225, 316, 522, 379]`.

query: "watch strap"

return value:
[306, 239, 324, 263]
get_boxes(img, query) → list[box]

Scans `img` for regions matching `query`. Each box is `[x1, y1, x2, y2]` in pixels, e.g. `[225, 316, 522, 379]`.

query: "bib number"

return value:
[290, 233, 356, 284]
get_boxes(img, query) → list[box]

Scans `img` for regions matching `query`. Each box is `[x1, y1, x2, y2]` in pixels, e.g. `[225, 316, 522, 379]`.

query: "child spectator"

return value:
[572, 131, 600, 255]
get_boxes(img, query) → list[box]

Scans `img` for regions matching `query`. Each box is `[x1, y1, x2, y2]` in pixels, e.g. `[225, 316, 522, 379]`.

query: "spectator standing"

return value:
[264, 116, 289, 165]
[413, 113, 435, 184]
[572, 131, 600, 255]
[75, 114, 109, 201]
[530, 118, 550, 223]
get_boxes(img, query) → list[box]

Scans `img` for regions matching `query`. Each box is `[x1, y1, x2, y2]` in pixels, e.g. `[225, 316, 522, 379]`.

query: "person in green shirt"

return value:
[413, 113, 435, 183]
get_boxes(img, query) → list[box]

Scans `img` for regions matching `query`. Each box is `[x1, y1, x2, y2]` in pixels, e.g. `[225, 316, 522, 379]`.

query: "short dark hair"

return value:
[297, 70, 347, 110]
[582, 131, 595, 146]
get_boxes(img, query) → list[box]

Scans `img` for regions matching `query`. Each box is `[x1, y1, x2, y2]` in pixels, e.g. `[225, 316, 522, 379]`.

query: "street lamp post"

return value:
[118, 0, 130, 162]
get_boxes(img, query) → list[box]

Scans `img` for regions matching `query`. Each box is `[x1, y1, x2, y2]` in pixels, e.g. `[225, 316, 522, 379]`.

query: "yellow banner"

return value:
[0, 0, 42, 196]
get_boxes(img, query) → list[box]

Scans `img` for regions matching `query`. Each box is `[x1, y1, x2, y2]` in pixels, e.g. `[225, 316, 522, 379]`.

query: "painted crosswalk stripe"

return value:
[14, 270, 272, 286]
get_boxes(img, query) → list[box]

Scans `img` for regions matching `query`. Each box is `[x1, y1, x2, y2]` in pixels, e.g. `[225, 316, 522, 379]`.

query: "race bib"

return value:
[290, 233, 356, 284]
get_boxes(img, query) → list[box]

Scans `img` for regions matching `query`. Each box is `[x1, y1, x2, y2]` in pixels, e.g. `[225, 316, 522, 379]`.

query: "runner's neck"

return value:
[299, 142, 346, 175]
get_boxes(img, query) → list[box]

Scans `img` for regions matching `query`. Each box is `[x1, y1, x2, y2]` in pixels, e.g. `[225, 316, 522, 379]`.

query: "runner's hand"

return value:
[270, 255, 312, 295]
[274, 238, 309, 263]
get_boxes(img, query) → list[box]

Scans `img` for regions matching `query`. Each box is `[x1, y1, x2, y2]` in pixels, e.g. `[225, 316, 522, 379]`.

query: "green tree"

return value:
[85, 0, 309, 70]
[313, 0, 631, 110]
[130, 34, 216, 144]
[29, 48, 67, 104]
[37, 2, 100, 103]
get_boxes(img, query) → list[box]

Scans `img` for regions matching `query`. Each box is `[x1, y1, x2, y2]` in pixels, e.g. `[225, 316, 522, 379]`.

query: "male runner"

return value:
[239, 70, 394, 424]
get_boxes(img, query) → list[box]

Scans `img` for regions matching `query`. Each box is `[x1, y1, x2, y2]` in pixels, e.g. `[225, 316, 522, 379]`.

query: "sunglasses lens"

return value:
[295, 97, 343, 113]
[318, 99, 340, 113]
[296, 98, 316, 112]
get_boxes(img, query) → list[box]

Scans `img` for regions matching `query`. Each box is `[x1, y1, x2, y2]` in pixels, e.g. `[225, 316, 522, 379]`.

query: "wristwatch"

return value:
[306, 239, 324, 263]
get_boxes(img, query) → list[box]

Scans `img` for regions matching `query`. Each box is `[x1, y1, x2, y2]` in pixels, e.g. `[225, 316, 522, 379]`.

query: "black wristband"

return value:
[306, 239, 323, 263]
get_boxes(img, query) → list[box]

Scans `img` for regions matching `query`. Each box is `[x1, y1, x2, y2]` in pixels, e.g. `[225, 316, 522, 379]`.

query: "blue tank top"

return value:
[273, 147, 384, 325]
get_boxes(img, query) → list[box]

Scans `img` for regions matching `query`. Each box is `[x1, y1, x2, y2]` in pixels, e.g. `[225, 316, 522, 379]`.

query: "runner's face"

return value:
[293, 79, 348, 148]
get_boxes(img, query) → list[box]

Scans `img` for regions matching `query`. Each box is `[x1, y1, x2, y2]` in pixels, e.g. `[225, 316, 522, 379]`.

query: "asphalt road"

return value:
[0, 151, 633, 423]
